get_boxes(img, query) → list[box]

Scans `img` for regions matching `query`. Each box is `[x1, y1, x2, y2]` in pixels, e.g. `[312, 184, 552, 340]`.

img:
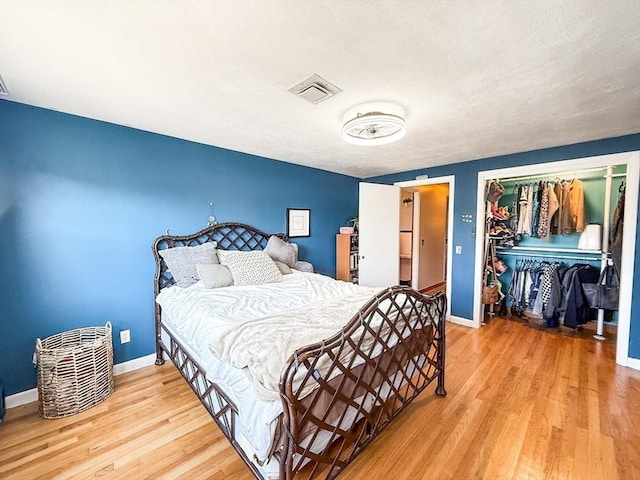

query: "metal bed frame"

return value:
[152, 222, 447, 480]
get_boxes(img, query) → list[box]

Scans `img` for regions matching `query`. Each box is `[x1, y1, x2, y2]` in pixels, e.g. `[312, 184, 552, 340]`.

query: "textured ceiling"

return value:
[1, 0, 639, 178]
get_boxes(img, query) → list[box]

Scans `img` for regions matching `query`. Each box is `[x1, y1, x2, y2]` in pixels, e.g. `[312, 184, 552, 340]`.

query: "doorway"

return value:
[395, 176, 455, 323]
[400, 184, 449, 293]
[357, 177, 454, 323]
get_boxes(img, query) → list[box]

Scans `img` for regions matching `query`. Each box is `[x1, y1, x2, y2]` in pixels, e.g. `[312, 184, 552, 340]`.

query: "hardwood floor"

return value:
[1, 317, 639, 479]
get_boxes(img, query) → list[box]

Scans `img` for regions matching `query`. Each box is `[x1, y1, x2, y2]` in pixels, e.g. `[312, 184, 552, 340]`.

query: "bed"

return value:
[152, 222, 447, 480]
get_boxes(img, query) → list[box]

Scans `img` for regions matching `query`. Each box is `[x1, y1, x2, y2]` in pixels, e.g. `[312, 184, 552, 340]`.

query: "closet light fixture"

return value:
[342, 112, 406, 146]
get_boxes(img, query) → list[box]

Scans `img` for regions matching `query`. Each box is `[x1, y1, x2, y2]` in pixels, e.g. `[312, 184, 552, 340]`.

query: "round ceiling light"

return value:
[342, 111, 406, 146]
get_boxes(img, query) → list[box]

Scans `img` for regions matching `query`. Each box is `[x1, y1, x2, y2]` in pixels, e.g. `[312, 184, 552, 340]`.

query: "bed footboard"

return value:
[278, 286, 446, 480]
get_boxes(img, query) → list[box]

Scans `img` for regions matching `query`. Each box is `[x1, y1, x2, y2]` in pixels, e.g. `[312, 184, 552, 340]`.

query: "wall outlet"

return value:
[455, 245, 462, 254]
[120, 329, 131, 344]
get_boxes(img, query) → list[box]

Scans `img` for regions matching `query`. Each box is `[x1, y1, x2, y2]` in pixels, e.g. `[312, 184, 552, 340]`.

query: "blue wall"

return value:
[0, 101, 359, 395]
[2, 99, 637, 396]
[367, 134, 640, 359]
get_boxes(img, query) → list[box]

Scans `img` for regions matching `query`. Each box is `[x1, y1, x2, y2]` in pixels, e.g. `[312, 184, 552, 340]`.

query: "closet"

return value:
[480, 164, 627, 339]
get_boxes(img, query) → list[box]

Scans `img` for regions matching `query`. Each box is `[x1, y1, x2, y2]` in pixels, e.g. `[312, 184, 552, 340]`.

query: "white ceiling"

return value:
[1, 1, 639, 178]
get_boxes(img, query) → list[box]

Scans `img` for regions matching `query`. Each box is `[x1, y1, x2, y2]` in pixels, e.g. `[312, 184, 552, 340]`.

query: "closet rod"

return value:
[495, 250, 600, 262]
[495, 245, 601, 255]
[496, 165, 622, 183]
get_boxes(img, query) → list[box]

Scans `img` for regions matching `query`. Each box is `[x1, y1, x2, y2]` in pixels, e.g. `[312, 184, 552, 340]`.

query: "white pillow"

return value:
[274, 260, 293, 275]
[158, 242, 218, 287]
[264, 235, 298, 267]
[196, 264, 234, 289]
[217, 250, 283, 286]
[293, 261, 314, 273]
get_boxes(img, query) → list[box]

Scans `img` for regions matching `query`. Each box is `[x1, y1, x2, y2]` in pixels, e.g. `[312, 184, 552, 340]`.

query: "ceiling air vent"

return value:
[0, 74, 8, 95]
[288, 73, 341, 104]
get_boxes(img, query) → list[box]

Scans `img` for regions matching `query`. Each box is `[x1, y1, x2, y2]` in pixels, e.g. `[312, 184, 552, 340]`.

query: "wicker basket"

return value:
[36, 322, 114, 419]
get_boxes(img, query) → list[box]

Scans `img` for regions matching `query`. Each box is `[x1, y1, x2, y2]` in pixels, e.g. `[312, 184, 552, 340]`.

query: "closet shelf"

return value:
[495, 245, 602, 255]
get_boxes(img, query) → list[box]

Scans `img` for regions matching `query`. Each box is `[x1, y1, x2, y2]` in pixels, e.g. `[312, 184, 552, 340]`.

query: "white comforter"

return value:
[209, 289, 379, 401]
[156, 271, 381, 459]
[157, 271, 379, 350]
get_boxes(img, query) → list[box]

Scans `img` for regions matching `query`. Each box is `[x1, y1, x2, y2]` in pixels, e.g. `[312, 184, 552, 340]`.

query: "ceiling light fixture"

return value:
[342, 112, 406, 146]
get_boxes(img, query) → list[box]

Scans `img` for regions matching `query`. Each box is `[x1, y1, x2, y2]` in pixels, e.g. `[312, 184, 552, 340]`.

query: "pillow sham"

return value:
[264, 235, 298, 267]
[196, 263, 234, 289]
[158, 242, 218, 287]
[217, 250, 283, 286]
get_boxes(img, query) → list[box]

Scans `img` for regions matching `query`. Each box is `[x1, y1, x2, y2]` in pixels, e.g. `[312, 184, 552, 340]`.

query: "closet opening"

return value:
[472, 151, 639, 368]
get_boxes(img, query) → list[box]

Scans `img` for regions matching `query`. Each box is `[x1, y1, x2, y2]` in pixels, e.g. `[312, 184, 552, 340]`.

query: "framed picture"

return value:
[287, 208, 310, 238]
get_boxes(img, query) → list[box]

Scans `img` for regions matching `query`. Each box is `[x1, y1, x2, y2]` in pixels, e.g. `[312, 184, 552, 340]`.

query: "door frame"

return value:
[472, 151, 639, 368]
[395, 175, 455, 323]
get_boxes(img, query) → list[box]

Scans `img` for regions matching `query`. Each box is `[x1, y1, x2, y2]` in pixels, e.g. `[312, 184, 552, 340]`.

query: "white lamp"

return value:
[578, 224, 601, 251]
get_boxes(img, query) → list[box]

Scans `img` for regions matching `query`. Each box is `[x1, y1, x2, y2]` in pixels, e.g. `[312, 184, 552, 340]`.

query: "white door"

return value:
[358, 182, 400, 287]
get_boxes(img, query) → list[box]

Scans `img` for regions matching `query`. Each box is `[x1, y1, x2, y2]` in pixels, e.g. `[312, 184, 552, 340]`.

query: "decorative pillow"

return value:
[158, 242, 218, 287]
[196, 264, 234, 289]
[293, 261, 314, 273]
[217, 250, 283, 286]
[264, 235, 298, 267]
[274, 260, 292, 275]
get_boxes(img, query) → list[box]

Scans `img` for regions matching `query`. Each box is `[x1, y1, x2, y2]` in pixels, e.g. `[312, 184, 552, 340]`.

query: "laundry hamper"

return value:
[36, 322, 114, 419]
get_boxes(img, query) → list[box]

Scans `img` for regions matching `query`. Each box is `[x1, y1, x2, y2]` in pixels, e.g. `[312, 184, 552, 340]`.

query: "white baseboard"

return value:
[626, 356, 640, 371]
[5, 388, 38, 409]
[449, 315, 476, 328]
[5, 353, 158, 409]
[112, 353, 157, 376]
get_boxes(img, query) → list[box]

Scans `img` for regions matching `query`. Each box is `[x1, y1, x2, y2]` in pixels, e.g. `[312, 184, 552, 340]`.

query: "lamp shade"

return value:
[578, 224, 601, 251]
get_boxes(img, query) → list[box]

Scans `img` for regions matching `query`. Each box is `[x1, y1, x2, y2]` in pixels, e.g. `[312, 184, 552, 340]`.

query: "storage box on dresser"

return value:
[336, 233, 359, 283]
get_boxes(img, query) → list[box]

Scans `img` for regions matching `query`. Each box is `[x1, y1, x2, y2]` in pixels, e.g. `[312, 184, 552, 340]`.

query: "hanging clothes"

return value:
[510, 184, 520, 232]
[550, 180, 563, 234]
[507, 258, 599, 329]
[560, 178, 586, 234]
[610, 182, 625, 272]
[540, 182, 558, 240]
[559, 180, 572, 234]
[542, 263, 567, 327]
[524, 184, 534, 235]
[489, 166, 625, 332]
[531, 182, 542, 237]
[516, 185, 529, 235]
[509, 259, 560, 319]
[560, 263, 599, 328]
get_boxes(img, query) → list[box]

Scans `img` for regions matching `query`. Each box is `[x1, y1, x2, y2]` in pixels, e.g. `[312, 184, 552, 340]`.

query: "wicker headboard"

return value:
[152, 222, 287, 296]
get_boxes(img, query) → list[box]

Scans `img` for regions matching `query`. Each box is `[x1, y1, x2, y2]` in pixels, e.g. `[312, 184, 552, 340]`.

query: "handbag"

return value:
[482, 283, 499, 304]
[486, 180, 505, 203]
[582, 264, 619, 311]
